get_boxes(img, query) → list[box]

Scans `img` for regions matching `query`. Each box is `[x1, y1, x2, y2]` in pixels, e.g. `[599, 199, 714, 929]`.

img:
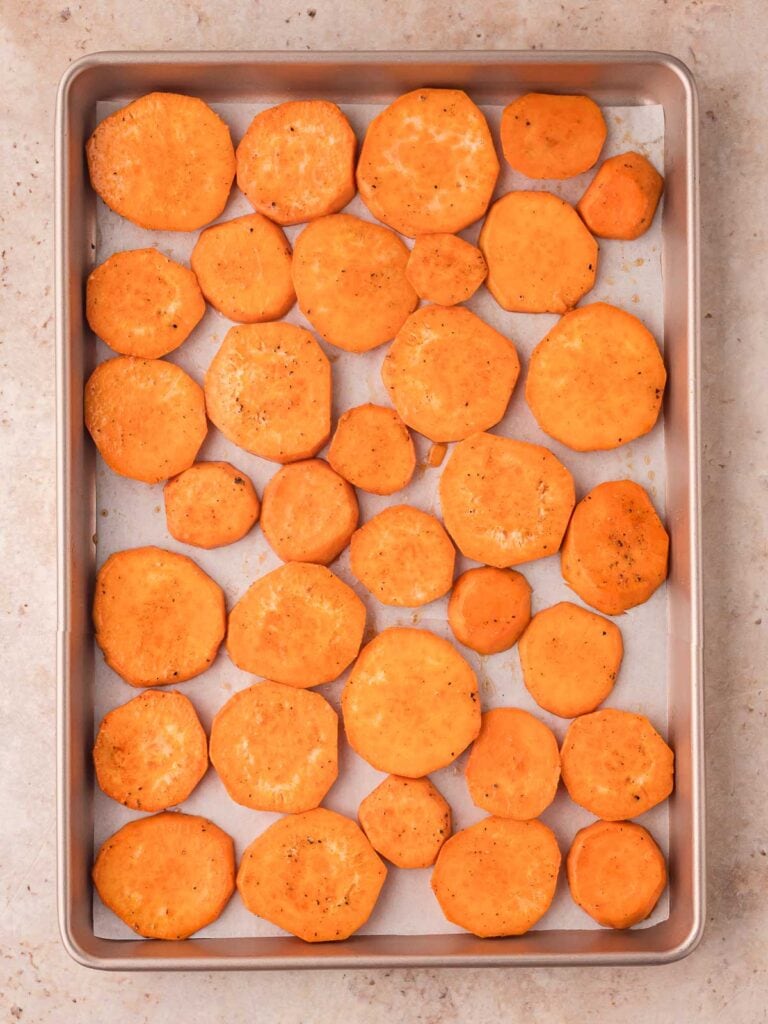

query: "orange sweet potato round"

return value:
[500, 93, 606, 179]
[448, 567, 531, 655]
[327, 404, 416, 496]
[578, 152, 664, 240]
[164, 461, 260, 549]
[405, 233, 487, 306]
[358, 775, 451, 869]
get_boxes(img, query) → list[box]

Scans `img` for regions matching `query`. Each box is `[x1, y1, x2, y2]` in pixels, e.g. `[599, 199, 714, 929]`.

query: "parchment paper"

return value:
[92, 97, 668, 938]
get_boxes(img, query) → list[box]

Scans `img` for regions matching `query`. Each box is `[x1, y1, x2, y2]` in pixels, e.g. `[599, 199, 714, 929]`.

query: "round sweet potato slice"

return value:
[350, 505, 455, 607]
[358, 775, 451, 869]
[292, 213, 417, 353]
[236, 100, 357, 225]
[328, 403, 416, 496]
[93, 690, 208, 812]
[448, 567, 531, 655]
[519, 601, 623, 718]
[191, 213, 295, 323]
[341, 627, 480, 777]
[357, 88, 499, 237]
[204, 322, 331, 463]
[567, 820, 667, 929]
[227, 562, 366, 687]
[561, 479, 669, 614]
[237, 808, 386, 942]
[479, 191, 598, 314]
[93, 812, 235, 939]
[578, 151, 664, 240]
[382, 305, 520, 443]
[526, 303, 667, 452]
[560, 708, 674, 819]
[261, 459, 358, 564]
[85, 356, 207, 484]
[431, 817, 561, 937]
[440, 432, 576, 568]
[164, 461, 260, 549]
[210, 681, 338, 813]
[500, 93, 606, 179]
[86, 248, 205, 359]
[405, 233, 487, 306]
[86, 92, 235, 231]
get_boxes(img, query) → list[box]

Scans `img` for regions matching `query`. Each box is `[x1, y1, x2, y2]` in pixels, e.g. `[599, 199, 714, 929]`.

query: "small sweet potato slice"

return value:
[561, 479, 669, 614]
[350, 505, 455, 607]
[431, 817, 561, 937]
[466, 708, 561, 820]
[519, 601, 623, 718]
[560, 708, 674, 819]
[358, 775, 451, 869]
[328, 403, 416, 496]
[426, 443, 447, 468]
[204, 322, 331, 463]
[85, 356, 207, 484]
[237, 808, 386, 942]
[261, 459, 359, 564]
[93, 546, 226, 688]
[341, 627, 480, 777]
[357, 88, 499, 237]
[500, 93, 606, 179]
[381, 305, 520, 442]
[526, 302, 666, 451]
[164, 461, 260, 549]
[93, 812, 235, 939]
[86, 248, 205, 358]
[191, 213, 295, 323]
[236, 100, 357, 225]
[578, 152, 664, 240]
[405, 233, 487, 306]
[448, 567, 531, 655]
[292, 213, 417, 353]
[227, 562, 366, 687]
[479, 191, 598, 314]
[210, 681, 338, 813]
[86, 92, 235, 231]
[567, 820, 667, 929]
[440, 432, 575, 568]
[93, 690, 208, 811]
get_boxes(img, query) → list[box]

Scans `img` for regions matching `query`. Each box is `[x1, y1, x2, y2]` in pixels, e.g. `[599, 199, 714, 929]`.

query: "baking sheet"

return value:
[92, 98, 668, 939]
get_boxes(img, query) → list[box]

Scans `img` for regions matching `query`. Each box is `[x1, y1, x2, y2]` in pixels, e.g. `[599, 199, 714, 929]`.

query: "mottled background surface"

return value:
[1, 1, 766, 1021]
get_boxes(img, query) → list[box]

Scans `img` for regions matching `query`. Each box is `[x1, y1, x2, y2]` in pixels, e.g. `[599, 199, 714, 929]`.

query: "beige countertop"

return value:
[1, 1, 766, 1020]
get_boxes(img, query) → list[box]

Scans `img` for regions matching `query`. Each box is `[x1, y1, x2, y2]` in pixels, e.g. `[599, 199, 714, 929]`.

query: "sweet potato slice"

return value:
[327, 403, 416, 496]
[500, 93, 606, 179]
[236, 100, 357, 225]
[440, 432, 575, 568]
[204, 323, 331, 463]
[292, 213, 417, 353]
[191, 213, 295, 323]
[561, 480, 669, 614]
[426, 443, 447, 468]
[358, 775, 451, 869]
[405, 233, 487, 306]
[479, 191, 598, 314]
[466, 708, 561, 820]
[356, 88, 499, 237]
[526, 302, 666, 451]
[93, 812, 235, 939]
[431, 817, 561, 937]
[560, 708, 674, 819]
[350, 505, 455, 607]
[164, 461, 260, 549]
[238, 808, 386, 942]
[86, 248, 205, 358]
[519, 601, 623, 718]
[227, 562, 366, 687]
[341, 627, 480, 777]
[578, 152, 664, 240]
[85, 356, 207, 484]
[94, 546, 226, 688]
[448, 567, 531, 655]
[381, 305, 520, 442]
[86, 92, 235, 231]
[210, 681, 338, 813]
[261, 459, 359, 564]
[93, 690, 208, 812]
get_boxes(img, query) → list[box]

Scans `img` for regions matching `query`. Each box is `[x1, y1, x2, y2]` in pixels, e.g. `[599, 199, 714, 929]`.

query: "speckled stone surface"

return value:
[1, 1, 766, 1021]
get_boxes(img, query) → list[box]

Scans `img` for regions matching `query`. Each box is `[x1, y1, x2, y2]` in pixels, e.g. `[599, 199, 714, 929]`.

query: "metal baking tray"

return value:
[55, 50, 703, 969]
